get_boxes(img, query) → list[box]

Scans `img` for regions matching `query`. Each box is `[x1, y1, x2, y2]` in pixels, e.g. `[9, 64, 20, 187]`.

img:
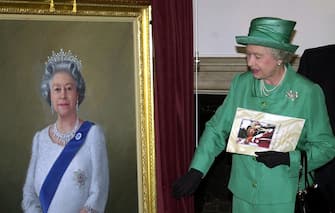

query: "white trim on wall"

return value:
[194, 57, 300, 94]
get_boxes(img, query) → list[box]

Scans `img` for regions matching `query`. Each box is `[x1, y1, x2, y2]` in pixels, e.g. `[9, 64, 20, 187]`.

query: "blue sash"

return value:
[39, 121, 94, 213]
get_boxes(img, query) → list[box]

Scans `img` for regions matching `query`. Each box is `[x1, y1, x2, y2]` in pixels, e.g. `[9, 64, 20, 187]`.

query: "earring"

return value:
[76, 99, 79, 112]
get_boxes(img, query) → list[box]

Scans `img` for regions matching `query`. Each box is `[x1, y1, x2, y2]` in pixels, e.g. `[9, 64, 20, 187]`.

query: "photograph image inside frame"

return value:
[237, 119, 276, 149]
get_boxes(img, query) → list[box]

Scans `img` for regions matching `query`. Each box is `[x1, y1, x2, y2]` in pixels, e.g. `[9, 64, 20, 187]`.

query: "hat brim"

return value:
[236, 36, 299, 53]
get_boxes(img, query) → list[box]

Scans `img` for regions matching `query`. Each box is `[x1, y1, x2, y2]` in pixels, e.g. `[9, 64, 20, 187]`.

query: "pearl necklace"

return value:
[52, 119, 80, 146]
[260, 67, 287, 97]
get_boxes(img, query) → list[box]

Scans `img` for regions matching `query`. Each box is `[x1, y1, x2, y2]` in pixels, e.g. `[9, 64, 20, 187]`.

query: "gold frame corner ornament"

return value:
[0, 1, 156, 213]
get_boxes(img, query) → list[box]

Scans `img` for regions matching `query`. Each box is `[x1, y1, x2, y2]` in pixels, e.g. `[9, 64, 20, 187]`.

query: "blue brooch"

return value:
[75, 132, 82, 140]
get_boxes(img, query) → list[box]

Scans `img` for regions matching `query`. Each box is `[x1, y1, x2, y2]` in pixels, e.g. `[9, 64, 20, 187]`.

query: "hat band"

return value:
[250, 25, 290, 43]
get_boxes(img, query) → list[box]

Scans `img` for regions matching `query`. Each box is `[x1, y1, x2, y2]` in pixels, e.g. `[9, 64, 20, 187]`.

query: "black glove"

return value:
[172, 168, 203, 199]
[255, 151, 290, 168]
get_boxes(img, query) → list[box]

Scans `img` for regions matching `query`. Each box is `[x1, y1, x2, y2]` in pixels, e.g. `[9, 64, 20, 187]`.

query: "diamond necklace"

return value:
[52, 118, 80, 146]
[260, 67, 287, 97]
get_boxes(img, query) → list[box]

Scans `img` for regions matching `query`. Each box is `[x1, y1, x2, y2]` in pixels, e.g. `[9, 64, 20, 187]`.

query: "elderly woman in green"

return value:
[173, 17, 335, 213]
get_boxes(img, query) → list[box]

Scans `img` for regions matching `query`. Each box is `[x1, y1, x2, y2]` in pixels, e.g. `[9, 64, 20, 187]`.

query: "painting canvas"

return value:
[0, 2, 154, 213]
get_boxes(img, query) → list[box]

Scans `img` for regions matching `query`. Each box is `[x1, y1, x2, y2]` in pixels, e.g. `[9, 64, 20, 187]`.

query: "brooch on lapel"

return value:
[286, 90, 299, 101]
[73, 169, 87, 187]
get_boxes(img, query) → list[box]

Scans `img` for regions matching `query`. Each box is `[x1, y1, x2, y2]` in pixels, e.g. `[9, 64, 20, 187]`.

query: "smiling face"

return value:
[50, 71, 78, 118]
[246, 45, 284, 85]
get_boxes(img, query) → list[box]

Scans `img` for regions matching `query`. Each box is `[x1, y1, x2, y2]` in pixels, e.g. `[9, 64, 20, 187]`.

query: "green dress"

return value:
[190, 64, 335, 211]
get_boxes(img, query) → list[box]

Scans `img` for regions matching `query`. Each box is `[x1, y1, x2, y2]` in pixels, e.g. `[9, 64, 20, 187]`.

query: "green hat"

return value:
[235, 17, 299, 53]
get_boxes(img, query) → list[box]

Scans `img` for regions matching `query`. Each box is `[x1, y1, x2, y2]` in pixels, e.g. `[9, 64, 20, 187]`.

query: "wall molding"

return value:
[194, 57, 300, 94]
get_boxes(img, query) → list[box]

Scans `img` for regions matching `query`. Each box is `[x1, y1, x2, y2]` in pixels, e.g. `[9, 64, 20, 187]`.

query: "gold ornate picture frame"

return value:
[0, 1, 155, 212]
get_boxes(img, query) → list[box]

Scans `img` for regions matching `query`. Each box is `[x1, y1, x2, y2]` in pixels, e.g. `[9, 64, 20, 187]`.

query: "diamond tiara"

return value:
[45, 49, 82, 71]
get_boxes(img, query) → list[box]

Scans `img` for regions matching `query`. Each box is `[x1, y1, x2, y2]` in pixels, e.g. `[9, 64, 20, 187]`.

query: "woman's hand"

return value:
[79, 208, 88, 213]
[172, 168, 203, 198]
[255, 151, 290, 168]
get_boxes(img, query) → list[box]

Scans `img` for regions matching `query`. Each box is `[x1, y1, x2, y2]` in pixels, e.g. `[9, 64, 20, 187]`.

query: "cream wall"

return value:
[194, 0, 335, 56]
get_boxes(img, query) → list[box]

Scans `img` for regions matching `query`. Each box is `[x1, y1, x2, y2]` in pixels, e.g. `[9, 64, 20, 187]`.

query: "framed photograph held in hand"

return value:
[226, 108, 305, 156]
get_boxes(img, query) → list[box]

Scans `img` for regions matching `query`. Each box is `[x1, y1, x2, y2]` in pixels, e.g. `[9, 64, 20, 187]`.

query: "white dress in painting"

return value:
[22, 123, 109, 213]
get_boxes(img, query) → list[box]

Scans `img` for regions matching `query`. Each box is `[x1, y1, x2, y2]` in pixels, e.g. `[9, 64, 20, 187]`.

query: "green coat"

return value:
[190, 65, 335, 204]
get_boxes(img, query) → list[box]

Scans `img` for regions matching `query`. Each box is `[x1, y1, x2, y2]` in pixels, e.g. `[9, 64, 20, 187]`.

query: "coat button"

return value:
[252, 182, 257, 188]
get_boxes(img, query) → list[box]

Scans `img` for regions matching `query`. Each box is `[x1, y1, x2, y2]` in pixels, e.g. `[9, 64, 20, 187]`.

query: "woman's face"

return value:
[247, 127, 256, 136]
[246, 45, 282, 84]
[50, 71, 78, 118]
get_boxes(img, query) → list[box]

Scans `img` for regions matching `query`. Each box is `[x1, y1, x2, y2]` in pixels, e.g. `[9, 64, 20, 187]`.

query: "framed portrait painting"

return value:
[0, 1, 155, 212]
